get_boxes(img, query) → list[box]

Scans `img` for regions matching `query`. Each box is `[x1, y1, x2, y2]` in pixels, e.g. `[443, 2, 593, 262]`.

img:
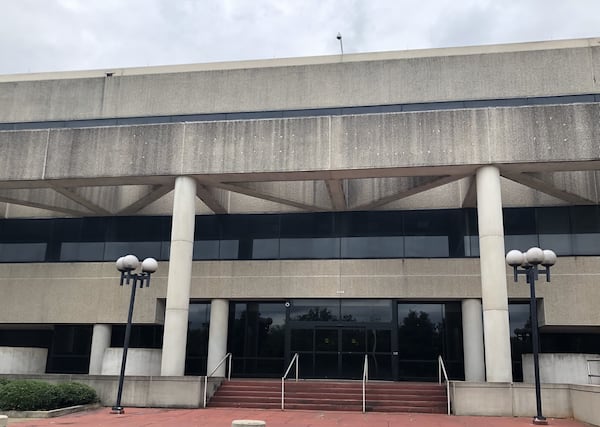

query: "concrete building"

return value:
[0, 37, 600, 385]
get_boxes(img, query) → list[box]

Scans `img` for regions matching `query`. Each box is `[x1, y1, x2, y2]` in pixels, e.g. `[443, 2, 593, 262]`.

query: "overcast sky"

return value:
[1, 0, 598, 75]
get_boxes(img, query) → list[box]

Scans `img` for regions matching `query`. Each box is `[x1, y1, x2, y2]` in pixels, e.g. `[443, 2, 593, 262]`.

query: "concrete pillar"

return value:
[461, 299, 485, 382]
[476, 165, 513, 383]
[89, 324, 111, 375]
[161, 176, 196, 376]
[207, 299, 230, 377]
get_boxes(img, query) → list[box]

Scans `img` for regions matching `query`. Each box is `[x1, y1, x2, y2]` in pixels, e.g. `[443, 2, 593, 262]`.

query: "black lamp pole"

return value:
[506, 247, 556, 426]
[111, 255, 157, 414]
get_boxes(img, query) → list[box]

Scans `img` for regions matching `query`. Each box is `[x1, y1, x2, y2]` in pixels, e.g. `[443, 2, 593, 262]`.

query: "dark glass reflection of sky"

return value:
[397, 304, 443, 326]
[509, 304, 530, 337]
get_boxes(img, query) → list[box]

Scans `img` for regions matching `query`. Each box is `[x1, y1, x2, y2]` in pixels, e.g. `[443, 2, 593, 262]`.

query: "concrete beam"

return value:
[502, 171, 596, 205]
[195, 183, 227, 214]
[118, 184, 173, 215]
[354, 175, 467, 210]
[325, 179, 347, 211]
[205, 181, 327, 212]
[0, 188, 91, 216]
[52, 186, 112, 215]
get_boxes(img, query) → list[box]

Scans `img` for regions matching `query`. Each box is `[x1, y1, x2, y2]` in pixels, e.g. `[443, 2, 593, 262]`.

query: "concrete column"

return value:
[207, 299, 230, 377]
[476, 165, 513, 382]
[89, 324, 111, 375]
[461, 299, 485, 382]
[161, 176, 196, 376]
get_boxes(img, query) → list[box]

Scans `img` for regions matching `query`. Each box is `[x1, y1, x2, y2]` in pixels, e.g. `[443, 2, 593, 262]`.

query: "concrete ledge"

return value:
[2, 403, 101, 419]
[0, 415, 6, 427]
[451, 381, 600, 425]
[0, 347, 47, 374]
[0, 374, 219, 409]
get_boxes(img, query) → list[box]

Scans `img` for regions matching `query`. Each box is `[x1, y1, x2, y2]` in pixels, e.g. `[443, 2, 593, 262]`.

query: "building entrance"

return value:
[289, 325, 393, 379]
[227, 299, 463, 381]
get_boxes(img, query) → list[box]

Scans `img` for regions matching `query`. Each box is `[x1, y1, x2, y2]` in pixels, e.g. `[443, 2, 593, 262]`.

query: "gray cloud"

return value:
[0, 0, 598, 74]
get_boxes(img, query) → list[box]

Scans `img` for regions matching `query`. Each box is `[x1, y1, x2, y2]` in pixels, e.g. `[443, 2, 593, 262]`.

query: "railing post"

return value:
[281, 353, 299, 411]
[203, 352, 232, 409]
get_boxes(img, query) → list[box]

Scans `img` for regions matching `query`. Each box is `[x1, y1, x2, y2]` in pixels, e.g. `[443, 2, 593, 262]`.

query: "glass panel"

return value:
[504, 208, 537, 235]
[228, 302, 286, 377]
[103, 241, 162, 261]
[405, 236, 449, 257]
[397, 303, 443, 380]
[280, 212, 334, 237]
[111, 325, 163, 348]
[186, 303, 210, 375]
[315, 329, 337, 352]
[341, 353, 363, 379]
[193, 240, 219, 260]
[252, 238, 279, 259]
[289, 300, 339, 321]
[335, 211, 403, 236]
[464, 236, 479, 257]
[538, 234, 572, 256]
[341, 236, 403, 258]
[341, 329, 365, 353]
[570, 206, 600, 255]
[314, 353, 338, 378]
[572, 233, 600, 255]
[504, 235, 539, 252]
[367, 329, 392, 353]
[340, 300, 392, 323]
[219, 240, 239, 259]
[537, 207, 570, 234]
[256, 303, 286, 357]
[0, 243, 47, 262]
[369, 353, 392, 380]
[509, 303, 531, 382]
[280, 238, 339, 259]
[291, 329, 313, 352]
[60, 242, 105, 261]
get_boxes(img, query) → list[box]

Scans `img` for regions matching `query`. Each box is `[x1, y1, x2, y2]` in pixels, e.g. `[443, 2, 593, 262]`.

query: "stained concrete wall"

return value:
[522, 353, 600, 385]
[1, 104, 599, 187]
[451, 381, 600, 426]
[0, 104, 600, 185]
[0, 38, 599, 122]
[0, 257, 599, 327]
[0, 373, 212, 408]
[101, 349, 162, 376]
[451, 382, 572, 418]
[571, 384, 600, 426]
[0, 347, 47, 374]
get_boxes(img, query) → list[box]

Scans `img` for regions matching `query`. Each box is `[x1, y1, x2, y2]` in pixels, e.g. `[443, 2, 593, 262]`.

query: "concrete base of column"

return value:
[89, 324, 111, 375]
[207, 299, 229, 377]
[161, 309, 190, 376]
[483, 309, 513, 382]
[462, 299, 485, 382]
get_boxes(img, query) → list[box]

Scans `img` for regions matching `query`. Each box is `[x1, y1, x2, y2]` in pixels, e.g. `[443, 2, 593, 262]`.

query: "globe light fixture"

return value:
[111, 255, 157, 414]
[506, 247, 556, 425]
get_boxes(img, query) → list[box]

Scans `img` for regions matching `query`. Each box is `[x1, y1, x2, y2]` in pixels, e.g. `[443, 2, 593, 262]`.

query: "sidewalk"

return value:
[6, 407, 593, 427]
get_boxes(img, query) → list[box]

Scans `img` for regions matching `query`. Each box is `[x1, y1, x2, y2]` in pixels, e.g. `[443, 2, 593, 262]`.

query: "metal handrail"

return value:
[362, 354, 369, 413]
[203, 352, 232, 408]
[587, 359, 600, 384]
[281, 353, 299, 410]
[438, 355, 451, 415]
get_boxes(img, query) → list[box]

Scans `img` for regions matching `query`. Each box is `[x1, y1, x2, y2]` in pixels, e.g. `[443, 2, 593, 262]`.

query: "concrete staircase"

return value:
[207, 379, 448, 413]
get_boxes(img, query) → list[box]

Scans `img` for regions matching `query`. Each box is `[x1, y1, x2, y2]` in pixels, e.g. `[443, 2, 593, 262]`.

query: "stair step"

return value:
[208, 379, 448, 413]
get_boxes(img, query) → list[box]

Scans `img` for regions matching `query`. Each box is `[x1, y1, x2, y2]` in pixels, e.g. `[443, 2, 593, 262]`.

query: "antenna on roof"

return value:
[336, 32, 344, 56]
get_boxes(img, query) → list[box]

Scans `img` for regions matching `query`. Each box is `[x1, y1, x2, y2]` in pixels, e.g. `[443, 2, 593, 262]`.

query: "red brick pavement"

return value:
[7, 407, 593, 427]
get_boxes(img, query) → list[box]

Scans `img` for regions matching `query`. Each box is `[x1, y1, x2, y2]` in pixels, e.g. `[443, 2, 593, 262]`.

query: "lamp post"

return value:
[506, 247, 557, 426]
[111, 254, 158, 414]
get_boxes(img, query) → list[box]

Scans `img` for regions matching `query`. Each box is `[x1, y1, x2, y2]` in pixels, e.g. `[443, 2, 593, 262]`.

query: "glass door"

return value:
[291, 326, 367, 379]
